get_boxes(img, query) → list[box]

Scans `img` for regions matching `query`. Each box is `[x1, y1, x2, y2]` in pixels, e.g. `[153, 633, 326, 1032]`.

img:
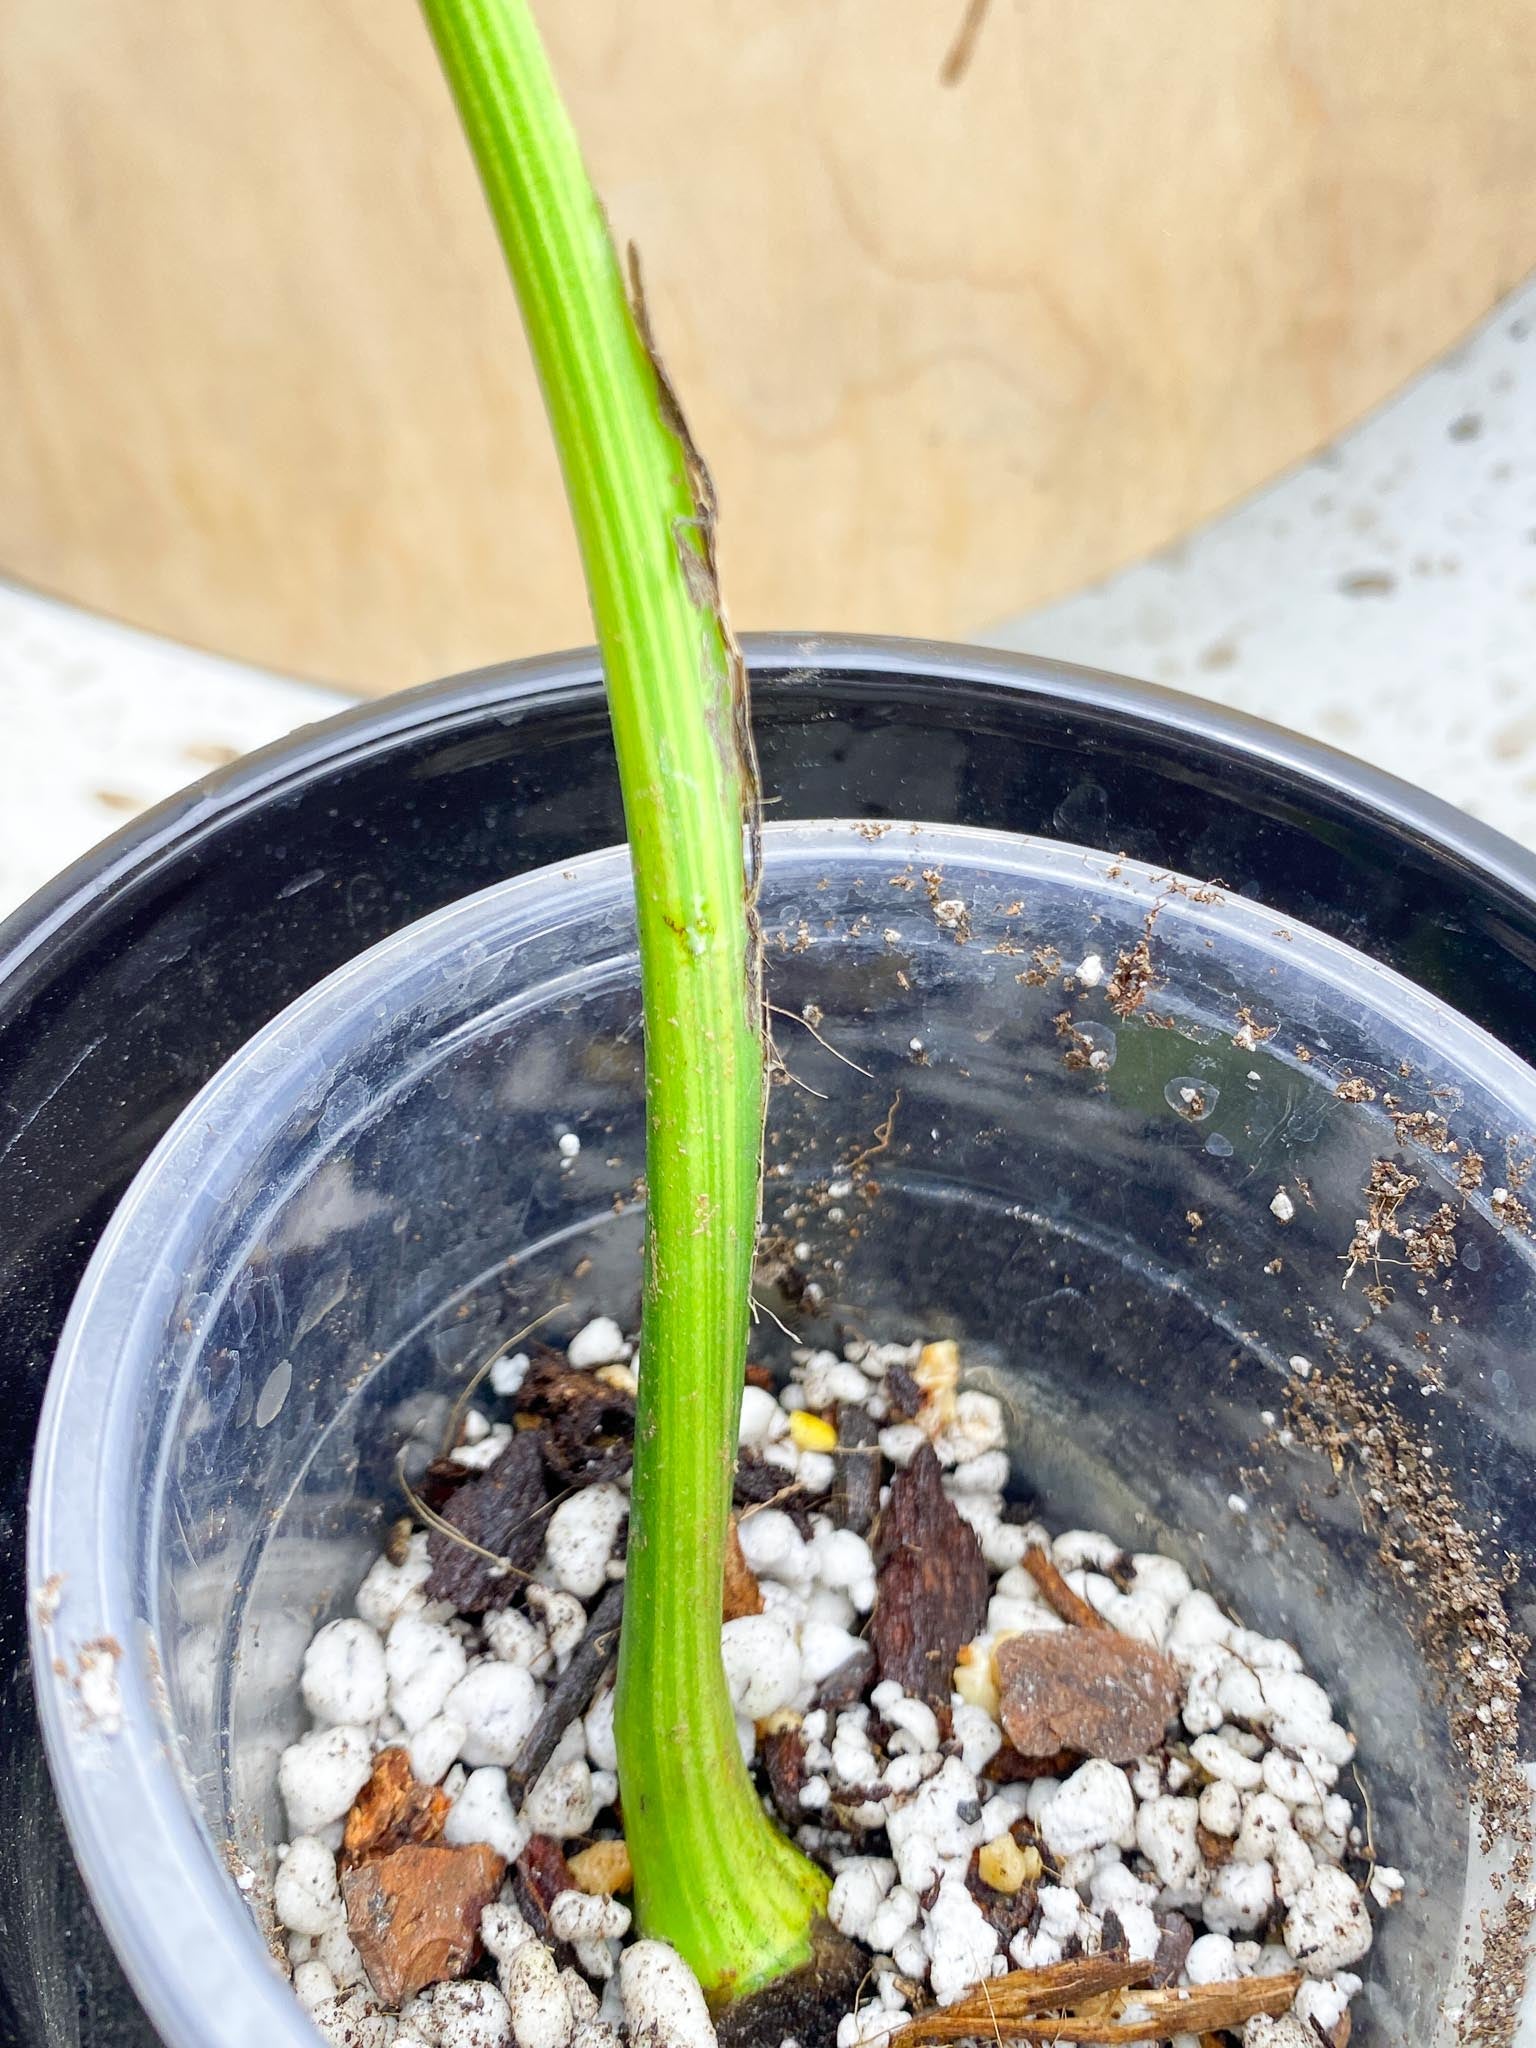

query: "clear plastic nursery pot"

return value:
[30, 819, 1536, 2048]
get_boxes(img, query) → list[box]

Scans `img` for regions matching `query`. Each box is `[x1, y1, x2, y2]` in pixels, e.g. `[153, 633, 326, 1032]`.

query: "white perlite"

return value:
[272, 1321, 1398, 2047]
[619, 1941, 717, 2048]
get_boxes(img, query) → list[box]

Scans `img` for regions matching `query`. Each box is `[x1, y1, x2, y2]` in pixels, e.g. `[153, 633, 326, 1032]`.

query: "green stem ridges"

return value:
[418, 0, 827, 1998]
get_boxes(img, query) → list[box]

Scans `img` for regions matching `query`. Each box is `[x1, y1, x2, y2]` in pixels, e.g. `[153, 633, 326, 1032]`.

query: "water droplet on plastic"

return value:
[1204, 1132, 1235, 1158]
[255, 1357, 293, 1428]
[1166, 1075, 1220, 1121]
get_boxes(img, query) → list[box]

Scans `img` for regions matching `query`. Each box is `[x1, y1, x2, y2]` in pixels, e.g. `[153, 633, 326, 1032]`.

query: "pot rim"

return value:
[29, 813, 1536, 2048]
[5, 631, 1535, 991]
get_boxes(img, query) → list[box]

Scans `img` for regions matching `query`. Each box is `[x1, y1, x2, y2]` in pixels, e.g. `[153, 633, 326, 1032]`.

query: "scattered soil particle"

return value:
[1460, 1150, 1488, 1195]
[1106, 936, 1157, 1019]
[828, 1403, 882, 1533]
[1017, 946, 1063, 988]
[342, 1841, 504, 2006]
[342, 1748, 450, 1864]
[1383, 1094, 1456, 1154]
[1232, 1006, 1277, 1052]
[870, 1442, 989, 1715]
[424, 1429, 547, 1611]
[1402, 1202, 1459, 1278]
[1342, 1159, 1422, 1288]
[1285, 1361, 1531, 2047]
[1054, 1011, 1100, 1073]
[1491, 1186, 1533, 1234]
[995, 1630, 1182, 1764]
[1334, 1074, 1377, 1104]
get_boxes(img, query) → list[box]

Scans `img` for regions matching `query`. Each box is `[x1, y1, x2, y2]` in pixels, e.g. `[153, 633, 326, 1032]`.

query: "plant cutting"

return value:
[416, 0, 839, 2016]
[264, 4, 1428, 2045]
[30, 8, 1536, 2048]
[264, 6, 1422, 2046]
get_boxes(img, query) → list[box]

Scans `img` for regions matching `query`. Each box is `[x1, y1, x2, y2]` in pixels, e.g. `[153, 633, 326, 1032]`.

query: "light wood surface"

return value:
[2, 2, 1534, 695]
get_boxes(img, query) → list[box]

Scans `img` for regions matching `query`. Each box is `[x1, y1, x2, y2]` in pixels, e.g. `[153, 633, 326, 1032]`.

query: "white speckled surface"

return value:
[988, 279, 1536, 849]
[4, 277, 1536, 923]
[0, 582, 342, 919]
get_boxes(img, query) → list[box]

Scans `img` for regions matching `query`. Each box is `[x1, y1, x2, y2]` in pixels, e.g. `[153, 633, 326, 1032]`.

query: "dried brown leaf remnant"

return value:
[342, 1748, 449, 1864]
[995, 1629, 1181, 1764]
[723, 1514, 764, 1620]
[870, 1442, 989, 1714]
[342, 1841, 504, 2006]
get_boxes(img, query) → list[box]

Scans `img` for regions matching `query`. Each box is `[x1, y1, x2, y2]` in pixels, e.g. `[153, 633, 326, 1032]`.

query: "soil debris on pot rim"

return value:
[266, 1318, 1420, 2048]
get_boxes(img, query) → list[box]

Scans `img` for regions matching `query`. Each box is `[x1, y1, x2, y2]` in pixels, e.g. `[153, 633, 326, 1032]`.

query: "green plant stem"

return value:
[418, 0, 826, 1997]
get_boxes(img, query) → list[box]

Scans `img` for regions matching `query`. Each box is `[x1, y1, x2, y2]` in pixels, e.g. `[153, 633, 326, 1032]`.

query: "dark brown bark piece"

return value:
[1149, 1910, 1194, 1989]
[518, 1356, 635, 1481]
[814, 1643, 877, 1711]
[965, 1849, 1037, 1942]
[512, 1833, 579, 1964]
[341, 1747, 449, 1865]
[885, 1359, 924, 1421]
[510, 1579, 624, 1789]
[342, 1842, 504, 2006]
[744, 1362, 778, 1392]
[869, 1441, 989, 1713]
[984, 1742, 1083, 1783]
[995, 1630, 1181, 1765]
[829, 1403, 882, 1534]
[761, 1724, 809, 1829]
[425, 1429, 547, 1611]
[734, 1452, 813, 1533]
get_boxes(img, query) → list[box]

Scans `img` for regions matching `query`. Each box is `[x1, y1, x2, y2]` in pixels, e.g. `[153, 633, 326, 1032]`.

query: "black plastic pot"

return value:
[6, 634, 1536, 2045]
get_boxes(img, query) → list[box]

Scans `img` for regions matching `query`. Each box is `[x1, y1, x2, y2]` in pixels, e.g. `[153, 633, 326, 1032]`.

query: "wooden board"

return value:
[2, 1, 1534, 694]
